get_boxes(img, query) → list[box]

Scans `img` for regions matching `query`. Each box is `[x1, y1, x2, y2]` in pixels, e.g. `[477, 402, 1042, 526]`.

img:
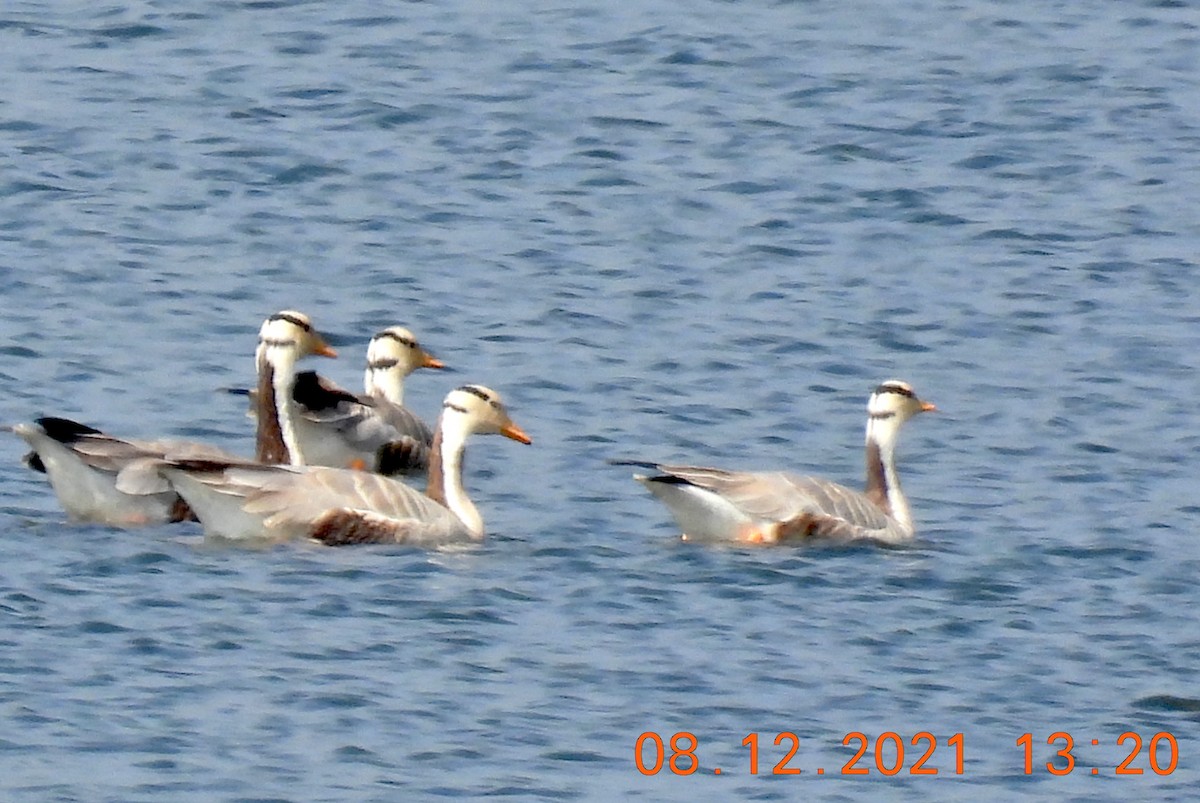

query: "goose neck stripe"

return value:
[869, 411, 897, 420]
[443, 402, 469, 414]
[368, 358, 399, 370]
[259, 337, 297, 348]
[269, 313, 311, 332]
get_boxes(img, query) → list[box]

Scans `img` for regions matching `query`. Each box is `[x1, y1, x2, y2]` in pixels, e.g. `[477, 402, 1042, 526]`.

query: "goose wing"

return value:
[51, 433, 154, 474]
[240, 466, 467, 544]
[8, 418, 238, 478]
[371, 396, 434, 444]
[8, 418, 234, 526]
[303, 399, 430, 458]
[289, 372, 433, 474]
[108, 438, 245, 495]
[10, 417, 148, 475]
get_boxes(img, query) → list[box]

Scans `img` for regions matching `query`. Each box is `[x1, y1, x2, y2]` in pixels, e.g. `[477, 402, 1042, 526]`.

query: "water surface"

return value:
[1, 1, 1199, 799]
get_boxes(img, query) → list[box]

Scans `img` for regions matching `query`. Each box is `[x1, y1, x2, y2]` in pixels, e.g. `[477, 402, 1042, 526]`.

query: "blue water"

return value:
[2, 0, 1199, 799]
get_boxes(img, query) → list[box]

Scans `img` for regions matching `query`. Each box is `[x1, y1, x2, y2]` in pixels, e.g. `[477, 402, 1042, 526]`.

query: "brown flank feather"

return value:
[310, 509, 397, 546]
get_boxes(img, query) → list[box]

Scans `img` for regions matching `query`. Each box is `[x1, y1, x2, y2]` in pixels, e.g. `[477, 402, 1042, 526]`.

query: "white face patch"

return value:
[441, 386, 508, 435]
[259, 317, 305, 349]
[867, 380, 927, 421]
[867, 392, 902, 419]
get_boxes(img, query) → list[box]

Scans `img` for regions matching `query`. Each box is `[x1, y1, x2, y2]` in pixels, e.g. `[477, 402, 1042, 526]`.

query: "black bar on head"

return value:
[269, 312, 311, 332]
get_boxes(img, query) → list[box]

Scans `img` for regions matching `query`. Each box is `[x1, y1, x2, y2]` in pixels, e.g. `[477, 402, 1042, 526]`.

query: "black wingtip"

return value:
[609, 459, 687, 484]
[643, 474, 694, 485]
[607, 459, 663, 470]
[34, 416, 103, 443]
[291, 371, 360, 411]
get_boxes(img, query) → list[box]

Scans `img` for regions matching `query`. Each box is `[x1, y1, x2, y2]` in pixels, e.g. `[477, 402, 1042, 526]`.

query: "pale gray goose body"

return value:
[131, 385, 531, 545]
[626, 381, 935, 545]
[6, 310, 335, 526]
[6, 418, 234, 525]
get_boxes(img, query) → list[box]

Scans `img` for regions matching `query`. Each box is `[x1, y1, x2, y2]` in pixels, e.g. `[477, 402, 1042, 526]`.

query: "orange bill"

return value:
[312, 335, 338, 358]
[501, 421, 532, 444]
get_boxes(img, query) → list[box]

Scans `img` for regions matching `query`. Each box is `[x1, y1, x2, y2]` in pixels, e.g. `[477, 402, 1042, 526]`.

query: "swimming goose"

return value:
[288, 326, 444, 475]
[625, 380, 935, 545]
[4, 418, 236, 525]
[5, 310, 335, 526]
[137, 385, 531, 545]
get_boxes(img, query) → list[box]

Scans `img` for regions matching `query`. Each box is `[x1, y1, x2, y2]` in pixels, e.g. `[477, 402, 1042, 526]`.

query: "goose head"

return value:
[363, 326, 444, 400]
[440, 385, 532, 445]
[257, 310, 338, 365]
[865, 380, 935, 443]
[256, 310, 338, 372]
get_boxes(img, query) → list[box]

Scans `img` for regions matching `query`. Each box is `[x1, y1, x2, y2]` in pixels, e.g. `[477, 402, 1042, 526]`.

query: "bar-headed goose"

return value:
[624, 380, 935, 545]
[136, 385, 531, 545]
[288, 326, 444, 475]
[6, 310, 335, 526]
[5, 418, 236, 526]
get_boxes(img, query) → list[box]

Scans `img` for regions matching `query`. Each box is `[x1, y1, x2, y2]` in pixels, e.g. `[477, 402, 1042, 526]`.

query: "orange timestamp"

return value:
[1018, 732, 1178, 776]
[634, 730, 1181, 777]
[635, 731, 965, 776]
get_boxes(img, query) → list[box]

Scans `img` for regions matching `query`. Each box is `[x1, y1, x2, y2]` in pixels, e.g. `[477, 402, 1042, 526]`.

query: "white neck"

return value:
[364, 365, 406, 405]
[435, 415, 482, 536]
[864, 414, 912, 532]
